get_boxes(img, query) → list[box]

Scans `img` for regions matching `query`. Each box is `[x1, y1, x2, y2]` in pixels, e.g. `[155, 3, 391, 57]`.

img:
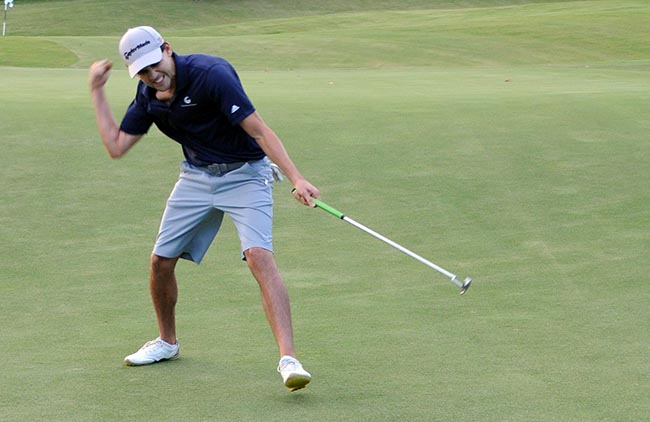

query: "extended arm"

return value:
[240, 111, 320, 206]
[89, 60, 142, 158]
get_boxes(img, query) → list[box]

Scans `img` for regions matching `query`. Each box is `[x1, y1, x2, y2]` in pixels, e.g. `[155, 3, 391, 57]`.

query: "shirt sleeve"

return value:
[208, 62, 255, 126]
[119, 87, 155, 135]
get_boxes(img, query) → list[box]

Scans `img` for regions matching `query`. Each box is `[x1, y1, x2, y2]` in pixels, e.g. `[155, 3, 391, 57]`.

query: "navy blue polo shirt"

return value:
[120, 53, 265, 165]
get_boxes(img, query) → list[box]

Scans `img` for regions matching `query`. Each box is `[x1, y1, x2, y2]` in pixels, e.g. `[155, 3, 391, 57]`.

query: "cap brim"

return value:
[127, 48, 163, 78]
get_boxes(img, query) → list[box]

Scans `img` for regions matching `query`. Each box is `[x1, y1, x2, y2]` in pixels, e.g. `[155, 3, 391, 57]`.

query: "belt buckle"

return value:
[204, 162, 246, 175]
[206, 163, 229, 175]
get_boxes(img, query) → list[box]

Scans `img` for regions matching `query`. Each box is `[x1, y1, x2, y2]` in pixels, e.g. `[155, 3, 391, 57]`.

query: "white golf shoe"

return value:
[124, 337, 179, 366]
[277, 356, 311, 392]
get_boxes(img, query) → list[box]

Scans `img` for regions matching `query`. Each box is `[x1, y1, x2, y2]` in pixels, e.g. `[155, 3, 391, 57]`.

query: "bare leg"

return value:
[244, 247, 296, 358]
[150, 254, 179, 344]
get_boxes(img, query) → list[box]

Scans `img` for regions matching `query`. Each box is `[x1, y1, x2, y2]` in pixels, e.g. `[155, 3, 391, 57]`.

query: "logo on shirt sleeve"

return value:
[230, 105, 240, 114]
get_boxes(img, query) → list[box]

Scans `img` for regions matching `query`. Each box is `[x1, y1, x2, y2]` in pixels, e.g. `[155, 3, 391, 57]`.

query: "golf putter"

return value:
[311, 197, 472, 295]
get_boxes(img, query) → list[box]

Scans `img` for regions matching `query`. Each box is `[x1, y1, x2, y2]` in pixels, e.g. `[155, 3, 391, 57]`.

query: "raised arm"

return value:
[89, 60, 142, 158]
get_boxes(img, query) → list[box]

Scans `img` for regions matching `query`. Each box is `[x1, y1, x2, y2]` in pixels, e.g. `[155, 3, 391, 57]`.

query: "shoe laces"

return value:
[141, 338, 172, 352]
[278, 357, 300, 372]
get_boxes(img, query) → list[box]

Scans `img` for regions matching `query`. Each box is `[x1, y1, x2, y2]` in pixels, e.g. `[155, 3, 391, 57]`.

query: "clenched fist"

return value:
[88, 60, 113, 90]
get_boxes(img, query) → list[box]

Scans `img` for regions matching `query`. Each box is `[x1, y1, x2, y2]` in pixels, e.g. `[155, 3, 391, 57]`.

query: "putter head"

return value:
[459, 277, 472, 295]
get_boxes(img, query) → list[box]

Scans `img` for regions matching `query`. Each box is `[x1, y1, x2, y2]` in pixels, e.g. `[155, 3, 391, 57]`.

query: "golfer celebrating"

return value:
[89, 26, 318, 392]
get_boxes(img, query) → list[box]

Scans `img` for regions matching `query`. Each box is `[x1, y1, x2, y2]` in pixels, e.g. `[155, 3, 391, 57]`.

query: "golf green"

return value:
[1, 1, 648, 420]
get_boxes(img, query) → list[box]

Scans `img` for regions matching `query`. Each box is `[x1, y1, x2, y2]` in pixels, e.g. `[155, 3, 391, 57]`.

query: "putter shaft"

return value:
[312, 198, 471, 295]
[343, 215, 455, 279]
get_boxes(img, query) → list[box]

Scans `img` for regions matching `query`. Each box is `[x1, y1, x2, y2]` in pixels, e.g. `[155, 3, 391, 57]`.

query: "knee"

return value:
[244, 247, 273, 268]
[150, 254, 178, 275]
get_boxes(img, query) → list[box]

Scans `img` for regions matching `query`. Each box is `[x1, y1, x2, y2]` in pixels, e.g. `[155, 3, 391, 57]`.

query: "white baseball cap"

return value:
[119, 26, 165, 78]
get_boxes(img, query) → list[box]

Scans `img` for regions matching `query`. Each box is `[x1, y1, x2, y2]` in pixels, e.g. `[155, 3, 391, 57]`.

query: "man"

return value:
[88, 26, 319, 392]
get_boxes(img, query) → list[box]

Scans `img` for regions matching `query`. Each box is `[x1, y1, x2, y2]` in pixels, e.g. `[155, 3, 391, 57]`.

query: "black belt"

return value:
[200, 161, 247, 175]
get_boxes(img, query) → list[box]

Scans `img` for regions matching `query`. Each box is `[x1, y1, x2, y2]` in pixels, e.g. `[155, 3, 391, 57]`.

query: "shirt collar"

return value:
[171, 52, 188, 93]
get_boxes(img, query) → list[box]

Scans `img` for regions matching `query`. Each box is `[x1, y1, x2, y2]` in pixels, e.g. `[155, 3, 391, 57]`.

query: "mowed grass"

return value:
[1, 1, 649, 421]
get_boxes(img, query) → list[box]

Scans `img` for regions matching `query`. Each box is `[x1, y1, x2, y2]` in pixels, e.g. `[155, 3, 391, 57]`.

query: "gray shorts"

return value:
[153, 158, 274, 263]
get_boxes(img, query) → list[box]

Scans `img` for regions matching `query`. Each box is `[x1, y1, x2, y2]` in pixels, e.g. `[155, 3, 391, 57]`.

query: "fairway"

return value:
[1, 1, 649, 421]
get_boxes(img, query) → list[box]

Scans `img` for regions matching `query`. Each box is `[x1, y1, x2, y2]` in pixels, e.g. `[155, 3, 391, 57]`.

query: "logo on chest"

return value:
[180, 96, 197, 108]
